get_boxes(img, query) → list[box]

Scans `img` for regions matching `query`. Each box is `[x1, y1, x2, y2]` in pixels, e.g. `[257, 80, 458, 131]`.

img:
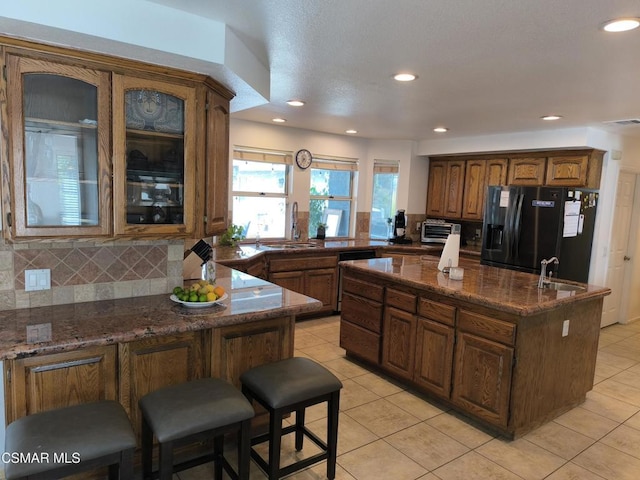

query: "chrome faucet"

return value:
[538, 257, 559, 288]
[291, 201, 300, 240]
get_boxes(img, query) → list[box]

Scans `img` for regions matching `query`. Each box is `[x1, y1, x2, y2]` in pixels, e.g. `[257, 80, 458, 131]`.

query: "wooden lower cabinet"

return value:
[414, 317, 455, 398]
[4, 345, 117, 423]
[119, 332, 206, 438]
[451, 331, 514, 427]
[211, 316, 294, 389]
[268, 254, 338, 315]
[382, 307, 416, 380]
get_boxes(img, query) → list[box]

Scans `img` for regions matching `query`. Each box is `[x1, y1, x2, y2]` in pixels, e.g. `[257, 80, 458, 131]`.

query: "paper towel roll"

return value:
[438, 233, 460, 272]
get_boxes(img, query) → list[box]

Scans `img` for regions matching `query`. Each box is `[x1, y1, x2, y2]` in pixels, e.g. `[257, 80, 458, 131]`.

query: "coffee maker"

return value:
[390, 209, 412, 244]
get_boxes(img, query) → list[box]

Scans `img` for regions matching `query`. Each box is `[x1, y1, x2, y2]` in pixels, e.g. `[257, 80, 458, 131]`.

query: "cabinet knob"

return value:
[624, 256, 631, 261]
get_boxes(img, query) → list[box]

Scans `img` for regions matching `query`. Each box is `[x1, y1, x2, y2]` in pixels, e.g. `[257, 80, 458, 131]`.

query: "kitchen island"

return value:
[339, 255, 611, 438]
[0, 264, 321, 451]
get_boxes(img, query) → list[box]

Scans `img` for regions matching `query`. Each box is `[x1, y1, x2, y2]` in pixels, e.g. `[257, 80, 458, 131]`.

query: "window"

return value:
[309, 157, 356, 238]
[370, 161, 399, 239]
[232, 148, 291, 239]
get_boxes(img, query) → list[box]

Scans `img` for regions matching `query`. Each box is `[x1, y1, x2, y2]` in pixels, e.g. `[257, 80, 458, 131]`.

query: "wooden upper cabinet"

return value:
[507, 157, 546, 185]
[203, 88, 230, 236]
[3, 55, 112, 239]
[461, 159, 486, 221]
[112, 75, 197, 237]
[545, 155, 588, 187]
[426, 159, 465, 218]
[486, 158, 509, 186]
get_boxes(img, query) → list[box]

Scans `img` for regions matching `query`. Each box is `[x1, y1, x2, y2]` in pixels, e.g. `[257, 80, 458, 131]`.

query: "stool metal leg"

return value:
[268, 408, 284, 480]
[213, 435, 224, 480]
[238, 418, 251, 480]
[327, 391, 340, 480]
[112, 448, 134, 480]
[158, 441, 174, 480]
[295, 408, 305, 451]
[141, 416, 154, 480]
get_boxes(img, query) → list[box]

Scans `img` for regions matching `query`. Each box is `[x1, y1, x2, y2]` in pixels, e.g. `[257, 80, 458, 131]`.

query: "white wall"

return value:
[229, 120, 422, 238]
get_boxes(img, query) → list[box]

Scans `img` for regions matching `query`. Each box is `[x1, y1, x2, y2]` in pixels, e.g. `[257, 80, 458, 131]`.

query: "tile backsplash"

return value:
[0, 239, 184, 311]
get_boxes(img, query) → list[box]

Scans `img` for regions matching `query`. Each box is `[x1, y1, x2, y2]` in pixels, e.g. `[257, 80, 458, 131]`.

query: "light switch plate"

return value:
[562, 319, 570, 337]
[25, 269, 51, 291]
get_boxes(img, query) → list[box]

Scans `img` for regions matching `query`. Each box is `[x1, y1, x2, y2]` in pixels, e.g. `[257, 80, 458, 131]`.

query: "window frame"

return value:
[370, 160, 399, 239]
[231, 147, 292, 240]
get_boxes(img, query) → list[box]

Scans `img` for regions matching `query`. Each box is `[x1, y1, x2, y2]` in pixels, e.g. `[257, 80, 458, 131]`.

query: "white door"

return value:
[601, 171, 636, 327]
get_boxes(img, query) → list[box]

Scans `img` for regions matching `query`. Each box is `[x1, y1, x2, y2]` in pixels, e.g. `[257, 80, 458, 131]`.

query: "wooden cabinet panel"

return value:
[382, 306, 416, 380]
[204, 89, 230, 236]
[418, 298, 456, 326]
[119, 332, 205, 438]
[341, 292, 383, 333]
[486, 158, 509, 186]
[414, 317, 454, 398]
[386, 288, 417, 313]
[451, 332, 513, 427]
[546, 155, 588, 186]
[269, 270, 305, 294]
[507, 158, 546, 185]
[458, 310, 516, 346]
[426, 160, 447, 217]
[342, 275, 383, 302]
[462, 159, 487, 221]
[444, 160, 465, 218]
[340, 320, 381, 364]
[211, 316, 293, 389]
[306, 267, 337, 311]
[269, 255, 337, 273]
[5, 345, 117, 423]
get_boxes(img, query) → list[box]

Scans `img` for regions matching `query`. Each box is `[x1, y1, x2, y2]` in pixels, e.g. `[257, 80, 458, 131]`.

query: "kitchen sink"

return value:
[539, 281, 586, 292]
[264, 242, 318, 249]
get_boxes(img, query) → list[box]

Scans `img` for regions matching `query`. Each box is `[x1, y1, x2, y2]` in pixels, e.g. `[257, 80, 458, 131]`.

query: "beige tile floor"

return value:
[176, 316, 640, 480]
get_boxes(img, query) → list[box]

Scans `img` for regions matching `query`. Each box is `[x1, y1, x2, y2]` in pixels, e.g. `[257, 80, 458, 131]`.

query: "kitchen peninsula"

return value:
[0, 264, 321, 447]
[339, 255, 611, 438]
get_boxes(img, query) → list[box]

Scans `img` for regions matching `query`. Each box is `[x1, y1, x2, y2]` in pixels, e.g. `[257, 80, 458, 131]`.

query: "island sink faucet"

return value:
[538, 257, 559, 288]
[291, 201, 300, 240]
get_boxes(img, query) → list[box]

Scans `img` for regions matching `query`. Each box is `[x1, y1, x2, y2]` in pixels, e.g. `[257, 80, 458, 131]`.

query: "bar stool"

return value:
[139, 377, 255, 480]
[4, 400, 136, 480]
[240, 357, 343, 480]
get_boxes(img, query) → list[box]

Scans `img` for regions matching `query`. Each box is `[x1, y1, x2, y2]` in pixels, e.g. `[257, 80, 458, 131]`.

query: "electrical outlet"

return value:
[416, 222, 421, 232]
[25, 269, 51, 291]
[562, 319, 570, 337]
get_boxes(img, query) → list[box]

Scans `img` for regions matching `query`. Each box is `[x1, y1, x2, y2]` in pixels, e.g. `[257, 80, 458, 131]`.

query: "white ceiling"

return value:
[6, 0, 640, 141]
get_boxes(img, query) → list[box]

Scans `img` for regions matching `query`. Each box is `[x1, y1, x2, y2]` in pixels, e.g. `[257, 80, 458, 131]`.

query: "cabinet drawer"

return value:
[418, 298, 456, 326]
[340, 320, 380, 365]
[341, 292, 383, 333]
[342, 275, 384, 302]
[269, 255, 337, 272]
[458, 310, 516, 346]
[386, 288, 417, 313]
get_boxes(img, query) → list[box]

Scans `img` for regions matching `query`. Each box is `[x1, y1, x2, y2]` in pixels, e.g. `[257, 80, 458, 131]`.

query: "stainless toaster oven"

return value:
[421, 219, 456, 244]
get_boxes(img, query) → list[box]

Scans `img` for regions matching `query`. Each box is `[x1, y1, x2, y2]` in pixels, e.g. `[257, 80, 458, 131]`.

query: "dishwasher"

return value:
[336, 250, 377, 311]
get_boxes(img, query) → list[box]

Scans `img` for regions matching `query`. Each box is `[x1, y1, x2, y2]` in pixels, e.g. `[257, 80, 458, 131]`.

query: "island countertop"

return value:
[340, 255, 610, 316]
[0, 264, 322, 360]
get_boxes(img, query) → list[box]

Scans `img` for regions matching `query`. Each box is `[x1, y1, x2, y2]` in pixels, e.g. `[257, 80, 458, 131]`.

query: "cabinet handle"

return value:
[31, 356, 102, 373]
[6, 368, 10, 383]
[624, 256, 631, 261]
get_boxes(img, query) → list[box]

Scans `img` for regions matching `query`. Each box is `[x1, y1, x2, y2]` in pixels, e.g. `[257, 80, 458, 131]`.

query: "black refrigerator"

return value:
[481, 186, 599, 283]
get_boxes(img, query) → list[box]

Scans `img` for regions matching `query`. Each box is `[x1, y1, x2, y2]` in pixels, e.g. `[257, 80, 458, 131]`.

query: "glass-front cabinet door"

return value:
[5, 56, 112, 238]
[112, 75, 196, 236]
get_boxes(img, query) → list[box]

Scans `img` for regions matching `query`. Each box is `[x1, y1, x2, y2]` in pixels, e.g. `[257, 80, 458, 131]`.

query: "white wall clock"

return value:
[295, 149, 313, 169]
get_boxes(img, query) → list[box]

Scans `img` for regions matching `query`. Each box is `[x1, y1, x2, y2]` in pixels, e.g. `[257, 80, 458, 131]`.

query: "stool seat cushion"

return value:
[139, 377, 254, 443]
[240, 357, 343, 409]
[5, 400, 136, 479]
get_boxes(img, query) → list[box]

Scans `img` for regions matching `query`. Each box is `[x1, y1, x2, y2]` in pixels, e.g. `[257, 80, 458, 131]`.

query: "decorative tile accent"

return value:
[14, 244, 168, 289]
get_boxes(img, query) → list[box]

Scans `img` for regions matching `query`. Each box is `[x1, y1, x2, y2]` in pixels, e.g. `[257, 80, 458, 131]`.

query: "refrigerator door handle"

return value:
[512, 193, 525, 258]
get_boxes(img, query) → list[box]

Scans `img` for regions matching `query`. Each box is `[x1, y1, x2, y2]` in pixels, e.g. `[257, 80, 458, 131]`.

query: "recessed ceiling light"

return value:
[433, 127, 448, 133]
[345, 129, 358, 134]
[393, 73, 417, 82]
[287, 100, 305, 107]
[541, 115, 562, 121]
[602, 18, 640, 32]
[272, 117, 287, 123]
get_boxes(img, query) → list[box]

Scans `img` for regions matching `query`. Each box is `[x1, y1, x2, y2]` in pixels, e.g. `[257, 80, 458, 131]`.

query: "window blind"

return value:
[233, 148, 292, 165]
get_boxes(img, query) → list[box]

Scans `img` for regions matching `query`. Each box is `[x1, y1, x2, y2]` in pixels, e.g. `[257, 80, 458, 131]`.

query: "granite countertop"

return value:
[0, 264, 321, 360]
[340, 256, 611, 317]
[212, 238, 481, 263]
